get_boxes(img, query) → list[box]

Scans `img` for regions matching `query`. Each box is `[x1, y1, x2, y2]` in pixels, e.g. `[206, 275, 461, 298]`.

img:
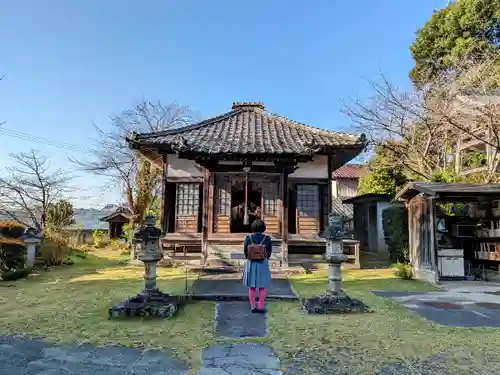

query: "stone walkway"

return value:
[196, 343, 282, 375]
[374, 283, 500, 328]
[215, 301, 268, 338]
[0, 335, 188, 375]
[191, 272, 297, 301]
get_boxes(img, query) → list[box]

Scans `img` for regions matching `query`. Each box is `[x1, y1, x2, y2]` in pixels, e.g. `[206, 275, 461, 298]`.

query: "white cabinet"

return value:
[438, 249, 464, 277]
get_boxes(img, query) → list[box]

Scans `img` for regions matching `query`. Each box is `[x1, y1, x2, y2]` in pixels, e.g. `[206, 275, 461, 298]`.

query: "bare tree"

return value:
[0, 150, 72, 230]
[343, 54, 500, 183]
[72, 100, 196, 225]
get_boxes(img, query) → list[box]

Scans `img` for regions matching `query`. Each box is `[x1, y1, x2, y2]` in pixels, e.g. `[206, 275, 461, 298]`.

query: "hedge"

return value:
[0, 220, 27, 276]
[382, 206, 409, 263]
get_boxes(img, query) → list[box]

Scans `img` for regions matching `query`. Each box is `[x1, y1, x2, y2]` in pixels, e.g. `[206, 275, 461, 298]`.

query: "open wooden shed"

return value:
[396, 182, 500, 283]
[100, 207, 131, 239]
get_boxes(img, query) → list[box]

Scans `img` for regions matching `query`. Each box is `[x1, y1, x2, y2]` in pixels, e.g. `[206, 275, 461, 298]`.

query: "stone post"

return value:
[22, 227, 41, 269]
[325, 238, 347, 295]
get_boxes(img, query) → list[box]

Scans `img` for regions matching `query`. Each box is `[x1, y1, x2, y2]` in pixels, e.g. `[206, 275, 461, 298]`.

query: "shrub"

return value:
[92, 230, 106, 248]
[382, 206, 409, 263]
[0, 220, 26, 238]
[121, 223, 133, 243]
[0, 221, 27, 273]
[40, 232, 71, 266]
[1, 268, 31, 281]
[0, 240, 26, 272]
[392, 262, 413, 280]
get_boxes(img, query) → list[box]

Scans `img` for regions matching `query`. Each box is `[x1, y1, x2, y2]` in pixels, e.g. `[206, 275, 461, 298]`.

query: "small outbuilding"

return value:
[100, 207, 131, 239]
[342, 193, 403, 267]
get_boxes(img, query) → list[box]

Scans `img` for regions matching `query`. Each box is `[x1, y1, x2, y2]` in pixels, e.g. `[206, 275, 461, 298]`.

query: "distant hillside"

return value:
[0, 204, 124, 230]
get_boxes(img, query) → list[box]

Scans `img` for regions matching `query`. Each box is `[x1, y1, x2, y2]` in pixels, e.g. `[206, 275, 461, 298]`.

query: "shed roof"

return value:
[342, 193, 393, 204]
[331, 197, 354, 219]
[126, 102, 366, 159]
[395, 181, 500, 201]
[100, 207, 132, 222]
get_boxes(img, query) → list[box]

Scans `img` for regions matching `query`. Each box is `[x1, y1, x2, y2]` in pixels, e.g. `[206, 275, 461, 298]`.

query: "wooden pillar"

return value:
[160, 153, 169, 234]
[207, 172, 215, 233]
[201, 168, 210, 259]
[327, 153, 333, 219]
[280, 169, 289, 266]
[407, 199, 416, 268]
[428, 197, 437, 272]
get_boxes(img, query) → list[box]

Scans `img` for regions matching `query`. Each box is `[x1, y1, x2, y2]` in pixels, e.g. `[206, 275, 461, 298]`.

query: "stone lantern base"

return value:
[108, 289, 181, 319]
[301, 290, 369, 314]
[301, 252, 371, 315]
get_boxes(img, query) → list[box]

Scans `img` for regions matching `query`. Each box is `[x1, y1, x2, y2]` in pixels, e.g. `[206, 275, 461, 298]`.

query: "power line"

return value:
[0, 126, 94, 154]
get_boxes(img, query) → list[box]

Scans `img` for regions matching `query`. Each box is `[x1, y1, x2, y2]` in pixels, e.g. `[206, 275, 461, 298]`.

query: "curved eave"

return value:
[127, 131, 367, 166]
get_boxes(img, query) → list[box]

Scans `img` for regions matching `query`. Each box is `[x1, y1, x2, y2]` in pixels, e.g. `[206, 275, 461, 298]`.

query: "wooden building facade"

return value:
[127, 102, 366, 266]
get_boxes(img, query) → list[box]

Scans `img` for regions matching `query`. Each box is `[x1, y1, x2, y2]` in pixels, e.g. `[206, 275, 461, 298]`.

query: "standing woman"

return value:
[242, 218, 272, 313]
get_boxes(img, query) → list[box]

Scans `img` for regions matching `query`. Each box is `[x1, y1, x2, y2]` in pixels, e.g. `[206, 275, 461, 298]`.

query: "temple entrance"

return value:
[230, 182, 262, 233]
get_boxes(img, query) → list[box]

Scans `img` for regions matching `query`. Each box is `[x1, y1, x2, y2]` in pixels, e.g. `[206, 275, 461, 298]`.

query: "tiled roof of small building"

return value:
[333, 164, 368, 179]
[331, 197, 354, 219]
[127, 102, 366, 156]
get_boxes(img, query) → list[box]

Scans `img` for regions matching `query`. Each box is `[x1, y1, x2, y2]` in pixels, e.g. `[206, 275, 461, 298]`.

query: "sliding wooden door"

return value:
[214, 176, 231, 233]
[296, 184, 320, 234]
[175, 183, 200, 233]
[261, 180, 279, 234]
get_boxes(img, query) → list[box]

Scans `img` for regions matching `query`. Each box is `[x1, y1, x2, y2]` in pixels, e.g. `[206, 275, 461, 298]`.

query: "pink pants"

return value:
[248, 287, 266, 309]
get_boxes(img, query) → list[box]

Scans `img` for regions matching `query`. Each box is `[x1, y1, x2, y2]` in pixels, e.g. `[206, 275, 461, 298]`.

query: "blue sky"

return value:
[0, 0, 446, 208]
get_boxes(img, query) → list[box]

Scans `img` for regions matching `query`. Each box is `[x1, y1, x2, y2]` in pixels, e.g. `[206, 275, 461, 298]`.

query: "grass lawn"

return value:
[0, 248, 215, 368]
[4, 254, 500, 374]
[265, 268, 500, 374]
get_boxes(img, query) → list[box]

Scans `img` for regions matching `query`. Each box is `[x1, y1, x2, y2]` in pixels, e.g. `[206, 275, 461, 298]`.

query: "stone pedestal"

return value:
[109, 216, 180, 319]
[302, 236, 369, 314]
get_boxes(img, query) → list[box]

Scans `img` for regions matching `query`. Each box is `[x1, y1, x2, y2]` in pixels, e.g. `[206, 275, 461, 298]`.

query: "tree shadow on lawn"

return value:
[0, 262, 215, 368]
[270, 271, 497, 374]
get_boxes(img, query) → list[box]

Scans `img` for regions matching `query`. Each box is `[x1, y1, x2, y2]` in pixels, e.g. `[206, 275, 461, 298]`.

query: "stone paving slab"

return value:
[0, 336, 188, 375]
[192, 275, 297, 300]
[373, 290, 500, 328]
[215, 301, 267, 338]
[196, 343, 282, 375]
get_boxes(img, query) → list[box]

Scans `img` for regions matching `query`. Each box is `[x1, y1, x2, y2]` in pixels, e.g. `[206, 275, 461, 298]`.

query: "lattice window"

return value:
[297, 184, 320, 217]
[262, 181, 278, 216]
[322, 185, 329, 230]
[216, 177, 231, 216]
[176, 183, 200, 216]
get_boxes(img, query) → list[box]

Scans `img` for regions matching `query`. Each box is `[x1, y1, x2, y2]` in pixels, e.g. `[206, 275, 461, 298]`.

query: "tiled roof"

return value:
[333, 164, 367, 179]
[331, 197, 354, 219]
[127, 102, 366, 156]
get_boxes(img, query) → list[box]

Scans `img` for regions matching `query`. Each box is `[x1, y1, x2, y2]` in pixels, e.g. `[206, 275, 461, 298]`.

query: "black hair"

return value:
[251, 218, 266, 233]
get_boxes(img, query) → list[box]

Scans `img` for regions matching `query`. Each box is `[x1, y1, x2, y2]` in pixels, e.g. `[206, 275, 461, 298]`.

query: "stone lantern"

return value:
[21, 227, 42, 268]
[302, 218, 369, 314]
[109, 215, 179, 319]
[324, 226, 348, 296]
[133, 216, 163, 294]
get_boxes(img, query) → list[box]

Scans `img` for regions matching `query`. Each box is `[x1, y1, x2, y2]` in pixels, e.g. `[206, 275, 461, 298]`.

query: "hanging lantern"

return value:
[243, 166, 250, 225]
